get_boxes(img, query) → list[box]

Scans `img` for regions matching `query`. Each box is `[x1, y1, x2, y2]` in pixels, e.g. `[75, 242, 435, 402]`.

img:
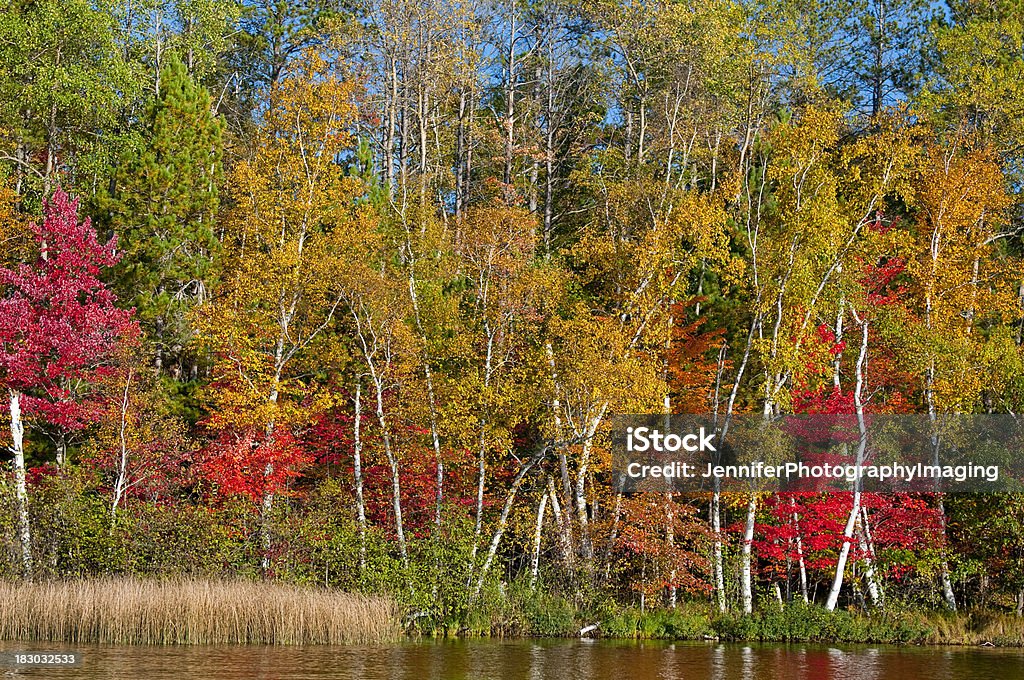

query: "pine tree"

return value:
[103, 53, 224, 378]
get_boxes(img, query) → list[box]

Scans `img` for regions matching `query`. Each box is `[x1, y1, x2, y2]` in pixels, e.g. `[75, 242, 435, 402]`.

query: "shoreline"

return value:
[2, 578, 1023, 648]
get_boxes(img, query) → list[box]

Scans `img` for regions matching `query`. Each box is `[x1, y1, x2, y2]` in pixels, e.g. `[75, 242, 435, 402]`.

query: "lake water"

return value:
[2, 639, 1023, 679]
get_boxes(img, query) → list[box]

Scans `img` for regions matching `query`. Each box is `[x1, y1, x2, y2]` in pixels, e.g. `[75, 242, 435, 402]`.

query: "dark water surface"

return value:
[3, 639, 1023, 679]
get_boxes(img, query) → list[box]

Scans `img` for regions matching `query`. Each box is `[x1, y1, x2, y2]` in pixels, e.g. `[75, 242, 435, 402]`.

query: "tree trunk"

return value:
[455, 88, 467, 217]
[741, 494, 757, 614]
[353, 381, 367, 575]
[503, 7, 517, 187]
[9, 389, 33, 579]
[530, 492, 548, 589]
[473, 449, 543, 599]
[403, 234, 444, 530]
[372, 373, 409, 578]
[712, 487, 726, 612]
[858, 506, 882, 607]
[666, 493, 677, 608]
[826, 317, 870, 611]
[54, 431, 67, 468]
[111, 370, 133, 519]
[574, 404, 607, 567]
[545, 342, 576, 566]
[385, 59, 397, 195]
[790, 496, 809, 604]
[259, 342, 285, 575]
[547, 474, 574, 570]
[938, 497, 957, 610]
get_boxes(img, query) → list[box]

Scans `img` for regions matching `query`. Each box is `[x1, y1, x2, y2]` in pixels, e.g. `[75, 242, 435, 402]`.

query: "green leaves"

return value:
[101, 53, 224, 377]
[0, 0, 138, 197]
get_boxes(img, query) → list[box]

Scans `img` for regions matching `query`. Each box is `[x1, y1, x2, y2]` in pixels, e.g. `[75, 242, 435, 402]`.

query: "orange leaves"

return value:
[665, 301, 727, 414]
[617, 496, 712, 596]
[225, 48, 362, 252]
[195, 48, 368, 452]
[901, 135, 1021, 411]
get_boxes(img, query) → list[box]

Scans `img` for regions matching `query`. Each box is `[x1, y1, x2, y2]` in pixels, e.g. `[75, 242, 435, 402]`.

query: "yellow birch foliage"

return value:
[905, 137, 1021, 411]
[752, 107, 917, 407]
[195, 49, 368, 433]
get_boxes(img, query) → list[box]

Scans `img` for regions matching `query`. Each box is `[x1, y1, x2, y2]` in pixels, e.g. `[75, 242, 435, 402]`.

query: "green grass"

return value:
[425, 589, 1024, 647]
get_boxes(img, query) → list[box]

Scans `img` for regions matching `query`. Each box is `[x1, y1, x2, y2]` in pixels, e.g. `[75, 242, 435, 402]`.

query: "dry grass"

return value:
[919, 610, 1024, 646]
[0, 577, 401, 645]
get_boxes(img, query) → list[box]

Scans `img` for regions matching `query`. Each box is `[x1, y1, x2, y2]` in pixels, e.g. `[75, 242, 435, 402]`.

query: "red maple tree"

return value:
[0, 188, 136, 450]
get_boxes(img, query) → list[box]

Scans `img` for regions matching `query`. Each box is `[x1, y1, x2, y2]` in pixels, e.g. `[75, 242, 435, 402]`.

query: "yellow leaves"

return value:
[549, 306, 665, 420]
[842, 106, 919, 208]
[577, 181, 731, 353]
[749, 107, 918, 397]
[0, 180, 26, 265]
[773, 106, 841, 166]
[455, 205, 538, 282]
[907, 137, 1018, 327]
[912, 141, 1010, 243]
[886, 133, 1022, 412]
[765, 106, 845, 240]
[195, 48, 371, 435]
[266, 50, 357, 153]
[926, 329, 1024, 414]
[225, 49, 361, 252]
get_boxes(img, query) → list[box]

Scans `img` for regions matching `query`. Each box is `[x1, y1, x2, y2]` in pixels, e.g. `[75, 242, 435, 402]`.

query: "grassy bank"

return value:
[3, 577, 1023, 647]
[0, 578, 401, 645]
[709, 606, 1024, 646]
[427, 588, 1024, 647]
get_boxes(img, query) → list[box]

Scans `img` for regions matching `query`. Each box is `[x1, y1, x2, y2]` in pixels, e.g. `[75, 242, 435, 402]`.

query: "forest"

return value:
[1, 0, 1024, 638]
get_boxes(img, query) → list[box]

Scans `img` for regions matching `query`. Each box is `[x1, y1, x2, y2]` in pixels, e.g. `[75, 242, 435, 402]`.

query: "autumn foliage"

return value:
[2, 0, 1024, 628]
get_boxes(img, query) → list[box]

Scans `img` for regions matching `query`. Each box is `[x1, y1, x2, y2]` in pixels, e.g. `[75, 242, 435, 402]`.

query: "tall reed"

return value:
[0, 577, 401, 644]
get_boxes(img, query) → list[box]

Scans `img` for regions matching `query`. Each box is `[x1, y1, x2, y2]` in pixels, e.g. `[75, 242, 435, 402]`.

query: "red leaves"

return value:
[860, 256, 907, 307]
[755, 492, 944, 578]
[202, 427, 312, 505]
[0, 188, 137, 431]
[792, 386, 855, 416]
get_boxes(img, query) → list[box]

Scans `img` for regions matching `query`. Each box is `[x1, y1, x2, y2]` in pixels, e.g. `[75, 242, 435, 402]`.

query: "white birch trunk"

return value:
[530, 492, 548, 589]
[825, 317, 870, 611]
[574, 404, 607, 565]
[353, 381, 367, 574]
[741, 494, 757, 614]
[9, 389, 32, 578]
[473, 449, 541, 599]
[858, 507, 881, 607]
[111, 369, 133, 519]
[790, 497, 809, 604]
[712, 488, 726, 612]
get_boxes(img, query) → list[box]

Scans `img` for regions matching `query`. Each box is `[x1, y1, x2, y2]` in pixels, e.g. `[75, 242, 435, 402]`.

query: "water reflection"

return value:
[2, 639, 1023, 680]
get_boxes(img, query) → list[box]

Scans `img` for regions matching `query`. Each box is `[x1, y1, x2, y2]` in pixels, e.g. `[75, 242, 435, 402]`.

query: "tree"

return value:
[103, 53, 224, 378]
[194, 49, 363, 573]
[86, 345, 193, 520]
[230, 0, 339, 99]
[0, 0, 137, 197]
[0, 189, 136, 577]
[902, 135, 1018, 609]
[920, 0, 1024, 165]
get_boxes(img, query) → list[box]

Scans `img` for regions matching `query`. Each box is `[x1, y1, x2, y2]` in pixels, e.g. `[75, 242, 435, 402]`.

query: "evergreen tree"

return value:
[103, 53, 224, 379]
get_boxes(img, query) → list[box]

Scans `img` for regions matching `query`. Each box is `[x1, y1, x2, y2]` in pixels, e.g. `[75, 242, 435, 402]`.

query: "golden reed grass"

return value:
[0, 577, 401, 645]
